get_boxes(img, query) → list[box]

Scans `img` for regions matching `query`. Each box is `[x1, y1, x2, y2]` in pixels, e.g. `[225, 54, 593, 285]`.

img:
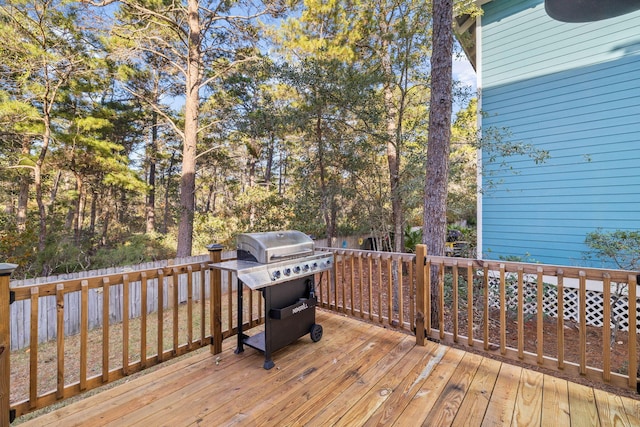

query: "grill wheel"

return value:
[310, 323, 323, 342]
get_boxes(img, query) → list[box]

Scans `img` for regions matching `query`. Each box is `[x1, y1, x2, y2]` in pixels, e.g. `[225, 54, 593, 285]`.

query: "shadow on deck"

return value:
[16, 310, 640, 426]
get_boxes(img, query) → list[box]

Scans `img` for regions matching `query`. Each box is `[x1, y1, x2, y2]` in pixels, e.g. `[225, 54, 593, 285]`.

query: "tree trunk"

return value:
[423, 0, 453, 326]
[89, 190, 97, 234]
[265, 133, 275, 185]
[16, 177, 29, 232]
[248, 160, 256, 229]
[16, 136, 30, 232]
[73, 172, 83, 243]
[146, 112, 158, 234]
[176, 0, 202, 257]
[380, 18, 404, 255]
[163, 151, 177, 234]
[316, 111, 336, 245]
[35, 109, 53, 252]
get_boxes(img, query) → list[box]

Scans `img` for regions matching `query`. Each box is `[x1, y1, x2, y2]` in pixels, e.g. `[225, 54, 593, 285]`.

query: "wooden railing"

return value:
[416, 245, 638, 390]
[315, 247, 416, 331]
[318, 245, 639, 393]
[2, 247, 237, 424]
[3, 245, 639, 425]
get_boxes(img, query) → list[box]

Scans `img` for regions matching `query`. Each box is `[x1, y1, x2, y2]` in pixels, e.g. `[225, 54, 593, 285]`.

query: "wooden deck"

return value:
[17, 310, 640, 426]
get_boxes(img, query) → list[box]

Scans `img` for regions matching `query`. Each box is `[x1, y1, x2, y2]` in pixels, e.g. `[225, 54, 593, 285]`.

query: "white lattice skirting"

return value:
[487, 276, 640, 333]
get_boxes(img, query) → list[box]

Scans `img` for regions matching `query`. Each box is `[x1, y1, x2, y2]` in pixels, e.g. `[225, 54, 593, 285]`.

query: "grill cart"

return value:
[210, 231, 332, 369]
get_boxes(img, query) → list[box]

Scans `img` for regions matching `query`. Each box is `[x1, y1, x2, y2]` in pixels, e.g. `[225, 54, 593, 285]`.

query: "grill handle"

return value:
[269, 249, 314, 260]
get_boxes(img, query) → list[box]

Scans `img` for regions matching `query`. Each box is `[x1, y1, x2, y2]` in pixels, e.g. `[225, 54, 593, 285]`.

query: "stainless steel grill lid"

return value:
[210, 230, 332, 290]
[237, 230, 314, 264]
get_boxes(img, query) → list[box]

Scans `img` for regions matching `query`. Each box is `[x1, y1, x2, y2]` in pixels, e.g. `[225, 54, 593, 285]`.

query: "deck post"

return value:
[207, 245, 224, 355]
[415, 245, 427, 346]
[1, 263, 17, 427]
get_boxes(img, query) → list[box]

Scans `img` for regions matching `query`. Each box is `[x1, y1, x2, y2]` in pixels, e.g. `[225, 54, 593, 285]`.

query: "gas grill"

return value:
[210, 230, 332, 369]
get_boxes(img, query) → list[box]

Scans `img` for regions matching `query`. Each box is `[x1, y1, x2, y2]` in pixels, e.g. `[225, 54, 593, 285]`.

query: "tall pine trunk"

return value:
[423, 0, 453, 327]
[176, 0, 201, 257]
[146, 111, 158, 234]
[16, 136, 31, 232]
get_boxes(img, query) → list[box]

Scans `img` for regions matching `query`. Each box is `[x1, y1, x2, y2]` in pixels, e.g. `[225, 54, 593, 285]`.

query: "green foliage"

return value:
[0, 0, 484, 275]
[0, 213, 37, 276]
[448, 98, 478, 225]
[584, 229, 640, 270]
[192, 213, 239, 252]
[404, 226, 422, 253]
[91, 233, 175, 268]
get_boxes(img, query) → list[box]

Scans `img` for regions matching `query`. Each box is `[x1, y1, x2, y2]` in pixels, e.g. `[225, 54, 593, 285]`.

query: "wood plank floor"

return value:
[17, 310, 640, 426]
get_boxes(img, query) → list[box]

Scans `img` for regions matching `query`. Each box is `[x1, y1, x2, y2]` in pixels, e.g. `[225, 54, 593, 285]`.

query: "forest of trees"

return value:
[0, 0, 483, 278]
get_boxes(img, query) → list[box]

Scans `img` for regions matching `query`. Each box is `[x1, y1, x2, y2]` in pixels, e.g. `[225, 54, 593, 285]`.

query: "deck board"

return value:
[16, 310, 640, 427]
[512, 368, 544, 426]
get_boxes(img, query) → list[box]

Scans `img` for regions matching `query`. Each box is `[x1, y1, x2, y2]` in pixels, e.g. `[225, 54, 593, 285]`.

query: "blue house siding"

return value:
[478, 0, 640, 266]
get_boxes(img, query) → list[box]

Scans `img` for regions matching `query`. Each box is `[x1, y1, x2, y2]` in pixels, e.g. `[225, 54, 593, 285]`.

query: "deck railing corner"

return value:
[1, 263, 18, 427]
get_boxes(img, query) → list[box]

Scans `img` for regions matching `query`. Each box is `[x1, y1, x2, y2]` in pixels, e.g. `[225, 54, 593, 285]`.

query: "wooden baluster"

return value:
[350, 253, 355, 316]
[30, 287, 39, 406]
[627, 274, 637, 390]
[80, 281, 88, 390]
[56, 284, 65, 398]
[388, 256, 393, 325]
[368, 254, 373, 321]
[397, 257, 404, 328]
[602, 273, 611, 382]
[408, 258, 414, 331]
[453, 261, 459, 343]
[331, 252, 338, 311]
[227, 271, 232, 334]
[378, 256, 383, 324]
[341, 252, 347, 314]
[358, 255, 363, 318]
[499, 264, 506, 355]
[517, 267, 524, 360]
[102, 278, 110, 382]
[157, 270, 164, 362]
[467, 262, 474, 347]
[556, 270, 564, 370]
[122, 274, 130, 375]
[425, 257, 431, 335]
[579, 271, 586, 374]
[187, 266, 193, 350]
[140, 272, 148, 368]
[483, 263, 489, 351]
[199, 266, 206, 345]
[172, 268, 179, 355]
[208, 245, 223, 355]
[537, 267, 544, 365]
[415, 245, 426, 346]
[439, 262, 445, 340]
[0, 263, 17, 427]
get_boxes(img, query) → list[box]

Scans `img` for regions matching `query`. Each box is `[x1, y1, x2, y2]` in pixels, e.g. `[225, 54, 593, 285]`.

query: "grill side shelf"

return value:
[269, 297, 317, 320]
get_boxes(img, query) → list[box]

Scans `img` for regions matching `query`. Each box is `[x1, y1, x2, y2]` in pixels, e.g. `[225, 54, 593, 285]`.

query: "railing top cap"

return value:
[0, 263, 18, 275]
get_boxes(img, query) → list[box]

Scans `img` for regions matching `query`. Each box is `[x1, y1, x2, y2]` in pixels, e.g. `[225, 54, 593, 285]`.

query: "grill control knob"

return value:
[302, 264, 309, 272]
[272, 270, 281, 280]
[293, 266, 301, 274]
[312, 262, 318, 269]
[284, 268, 291, 276]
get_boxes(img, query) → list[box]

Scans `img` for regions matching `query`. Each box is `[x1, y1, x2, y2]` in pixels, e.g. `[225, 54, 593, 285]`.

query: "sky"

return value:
[452, 53, 478, 115]
[453, 55, 477, 90]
